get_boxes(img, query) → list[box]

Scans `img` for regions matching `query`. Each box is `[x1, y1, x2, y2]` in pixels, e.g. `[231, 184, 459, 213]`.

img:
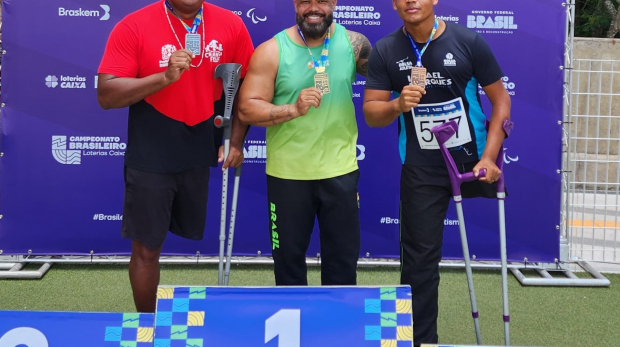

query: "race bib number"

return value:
[412, 97, 472, 150]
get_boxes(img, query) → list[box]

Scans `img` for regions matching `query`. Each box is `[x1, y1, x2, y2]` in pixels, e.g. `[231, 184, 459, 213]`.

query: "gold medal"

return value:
[314, 73, 330, 94]
[410, 66, 427, 88]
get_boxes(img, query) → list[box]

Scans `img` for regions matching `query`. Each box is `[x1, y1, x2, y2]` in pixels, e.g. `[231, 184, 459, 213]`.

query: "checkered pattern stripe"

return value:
[104, 313, 154, 347]
[153, 287, 207, 347]
[364, 287, 414, 347]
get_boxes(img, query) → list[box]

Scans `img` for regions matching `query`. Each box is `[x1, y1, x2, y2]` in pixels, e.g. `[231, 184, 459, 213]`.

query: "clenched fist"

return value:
[164, 49, 196, 83]
[294, 88, 323, 117]
[398, 85, 426, 112]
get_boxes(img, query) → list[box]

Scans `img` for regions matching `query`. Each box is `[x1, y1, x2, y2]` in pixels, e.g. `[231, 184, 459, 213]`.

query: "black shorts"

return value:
[121, 166, 211, 249]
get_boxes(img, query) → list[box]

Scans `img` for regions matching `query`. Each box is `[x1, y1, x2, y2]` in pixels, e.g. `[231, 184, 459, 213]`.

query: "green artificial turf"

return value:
[1, 264, 618, 347]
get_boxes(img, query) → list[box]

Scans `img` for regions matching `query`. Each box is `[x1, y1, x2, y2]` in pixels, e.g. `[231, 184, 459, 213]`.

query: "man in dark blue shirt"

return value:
[363, 0, 511, 345]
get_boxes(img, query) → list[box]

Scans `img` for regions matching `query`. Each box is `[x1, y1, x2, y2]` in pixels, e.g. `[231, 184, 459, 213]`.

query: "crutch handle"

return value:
[214, 63, 242, 139]
[461, 169, 486, 183]
[214, 115, 231, 129]
[431, 120, 479, 196]
[484, 119, 514, 194]
[432, 119, 513, 196]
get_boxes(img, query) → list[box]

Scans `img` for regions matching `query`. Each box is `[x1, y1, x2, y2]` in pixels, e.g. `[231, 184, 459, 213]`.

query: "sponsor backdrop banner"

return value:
[0, 0, 564, 262]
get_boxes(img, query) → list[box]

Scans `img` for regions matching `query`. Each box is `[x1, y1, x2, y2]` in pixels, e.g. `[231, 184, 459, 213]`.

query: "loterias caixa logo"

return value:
[52, 136, 126, 165]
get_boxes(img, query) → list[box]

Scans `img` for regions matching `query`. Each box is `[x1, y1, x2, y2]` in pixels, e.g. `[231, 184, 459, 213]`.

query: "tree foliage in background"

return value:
[576, 0, 620, 38]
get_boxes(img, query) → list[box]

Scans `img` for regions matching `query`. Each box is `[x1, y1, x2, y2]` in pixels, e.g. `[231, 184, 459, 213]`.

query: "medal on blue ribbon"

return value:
[405, 17, 438, 88]
[165, 0, 203, 55]
[298, 26, 331, 94]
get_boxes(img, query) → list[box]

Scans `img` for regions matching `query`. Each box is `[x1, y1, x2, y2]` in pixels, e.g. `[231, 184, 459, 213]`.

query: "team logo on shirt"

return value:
[160, 44, 177, 68]
[205, 40, 224, 63]
[443, 53, 457, 67]
[397, 57, 413, 71]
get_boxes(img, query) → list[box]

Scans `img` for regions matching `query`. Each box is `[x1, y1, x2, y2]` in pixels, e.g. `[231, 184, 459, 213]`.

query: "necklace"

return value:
[163, 2, 205, 68]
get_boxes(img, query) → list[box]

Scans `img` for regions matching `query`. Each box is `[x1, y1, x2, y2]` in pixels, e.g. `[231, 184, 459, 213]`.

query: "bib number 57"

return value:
[419, 116, 462, 143]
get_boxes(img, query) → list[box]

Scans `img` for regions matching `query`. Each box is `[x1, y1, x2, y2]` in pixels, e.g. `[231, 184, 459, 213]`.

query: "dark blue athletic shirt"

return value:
[366, 22, 504, 166]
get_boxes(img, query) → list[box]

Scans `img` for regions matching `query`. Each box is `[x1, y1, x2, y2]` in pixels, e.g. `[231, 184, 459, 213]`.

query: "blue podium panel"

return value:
[0, 311, 154, 347]
[154, 286, 413, 347]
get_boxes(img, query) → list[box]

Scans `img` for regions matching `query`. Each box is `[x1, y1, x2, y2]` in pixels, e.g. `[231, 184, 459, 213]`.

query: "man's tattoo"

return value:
[348, 30, 372, 76]
[269, 105, 292, 126]
[359, 38, 372, 60]
[358, 61, 369, 77]
[347, 31, 372, 60]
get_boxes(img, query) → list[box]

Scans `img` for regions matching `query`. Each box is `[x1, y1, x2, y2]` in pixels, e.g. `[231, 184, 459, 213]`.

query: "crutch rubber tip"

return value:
[503, 315, 510, 323]
[472, 312, 479, 318]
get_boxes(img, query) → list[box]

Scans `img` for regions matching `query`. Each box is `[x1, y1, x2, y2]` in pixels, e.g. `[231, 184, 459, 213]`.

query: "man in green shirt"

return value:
[238, 0, 371, 285]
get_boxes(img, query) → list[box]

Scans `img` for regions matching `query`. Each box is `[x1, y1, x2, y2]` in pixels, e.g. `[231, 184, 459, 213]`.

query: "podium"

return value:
[0, 286, 413, 347]
[152, 285, 413, 347]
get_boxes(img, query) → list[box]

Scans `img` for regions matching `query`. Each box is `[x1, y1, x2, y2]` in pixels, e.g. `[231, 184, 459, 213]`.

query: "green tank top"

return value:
[267, 24, 358, 180]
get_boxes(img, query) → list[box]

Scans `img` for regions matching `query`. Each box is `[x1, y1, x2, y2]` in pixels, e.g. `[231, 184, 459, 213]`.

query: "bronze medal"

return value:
[410, 66, 427, 88]
[314, 73, 330, 94]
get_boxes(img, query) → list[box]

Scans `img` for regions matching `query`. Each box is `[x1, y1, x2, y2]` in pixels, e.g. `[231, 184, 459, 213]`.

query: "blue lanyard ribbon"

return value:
[297, 26, 331, 72]
[164, 0, 203, 34]
[406, 17, 438, 67]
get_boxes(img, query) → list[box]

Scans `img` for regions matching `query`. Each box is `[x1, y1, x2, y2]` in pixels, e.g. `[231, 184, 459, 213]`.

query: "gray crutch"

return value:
[214, 63, 242, 286]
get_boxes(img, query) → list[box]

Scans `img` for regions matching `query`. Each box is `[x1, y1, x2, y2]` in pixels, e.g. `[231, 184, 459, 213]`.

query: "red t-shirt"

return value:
[98, 1, 254, 126]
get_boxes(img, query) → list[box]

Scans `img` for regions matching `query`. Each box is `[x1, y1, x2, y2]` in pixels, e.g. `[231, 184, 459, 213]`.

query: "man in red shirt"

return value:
[97, 0, 254, 313]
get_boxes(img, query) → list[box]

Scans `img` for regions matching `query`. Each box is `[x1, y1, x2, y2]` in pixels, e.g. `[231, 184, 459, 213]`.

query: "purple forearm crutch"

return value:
[431, 118, 513, 346]
[490, 119, 513, 346]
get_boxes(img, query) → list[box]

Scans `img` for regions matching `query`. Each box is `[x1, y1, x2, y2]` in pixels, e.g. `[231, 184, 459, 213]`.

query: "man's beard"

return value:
[296, 12, 334, 40]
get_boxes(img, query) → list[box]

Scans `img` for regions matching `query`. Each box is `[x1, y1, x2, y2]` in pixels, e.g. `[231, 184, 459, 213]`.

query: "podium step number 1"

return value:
[153, 285, 414, 347]
[265, 309, 301, 347]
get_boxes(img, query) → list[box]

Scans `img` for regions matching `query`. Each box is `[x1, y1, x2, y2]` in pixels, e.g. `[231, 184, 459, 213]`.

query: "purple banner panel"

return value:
[0, 0, 564, 263]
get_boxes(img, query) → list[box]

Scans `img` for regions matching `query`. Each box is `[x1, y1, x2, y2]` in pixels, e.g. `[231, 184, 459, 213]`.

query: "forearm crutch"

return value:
[431, 121, 485, 345]
[489, 119, 513, 346]
[223, 162, 242, 286]
[431, 119, 513, 346]
[214, 63, 242, 286]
